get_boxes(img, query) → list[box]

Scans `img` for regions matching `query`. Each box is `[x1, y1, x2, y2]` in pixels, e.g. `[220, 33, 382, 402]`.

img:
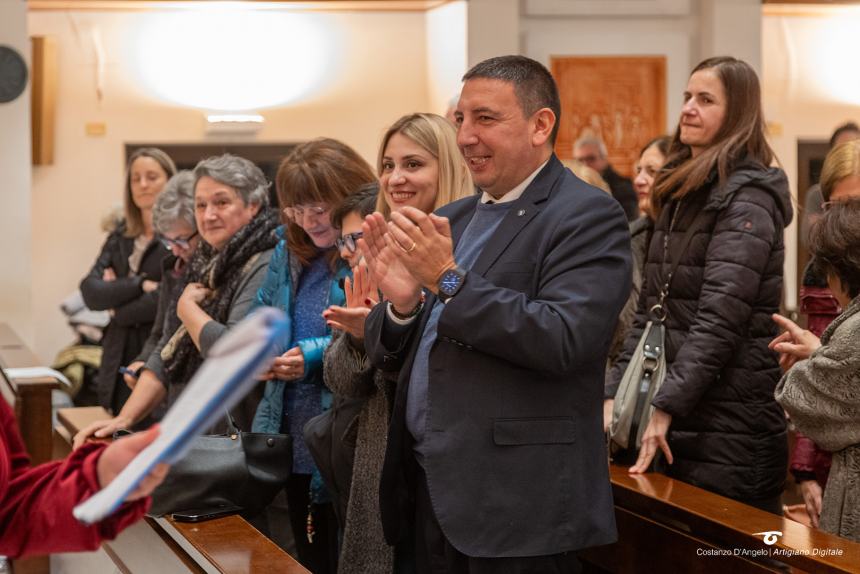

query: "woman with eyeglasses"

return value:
[78, 154, 281, 444]
[81, 148, 176, 416]
[319, 113, 473, 574]
[73, 171, 203, 447]
[251, 138, 376, 574]
[604, 136, 670, 433]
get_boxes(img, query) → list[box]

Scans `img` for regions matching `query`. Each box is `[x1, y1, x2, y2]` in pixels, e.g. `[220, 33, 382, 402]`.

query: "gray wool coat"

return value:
[323, 329, 394, 574]
[776, 294, 860, 542]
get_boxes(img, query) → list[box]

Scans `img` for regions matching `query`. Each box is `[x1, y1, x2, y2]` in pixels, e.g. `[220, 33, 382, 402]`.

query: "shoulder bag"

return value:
[609, 201, 704, 454]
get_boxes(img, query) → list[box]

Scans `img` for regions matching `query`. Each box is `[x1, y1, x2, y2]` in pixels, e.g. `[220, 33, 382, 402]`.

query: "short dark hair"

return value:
[462, 55, 561, 145]
[829, 122, 860, 149]
[809, 199, 860, 299]
[331, 182, 379, 229]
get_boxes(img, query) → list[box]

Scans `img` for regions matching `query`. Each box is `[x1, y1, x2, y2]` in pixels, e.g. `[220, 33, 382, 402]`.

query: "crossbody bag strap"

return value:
[628, 203, 707, 450]
[651, 201, 707, 321]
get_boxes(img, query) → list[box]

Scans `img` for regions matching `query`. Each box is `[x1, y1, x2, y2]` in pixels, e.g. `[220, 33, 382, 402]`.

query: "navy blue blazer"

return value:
[365, 154, 632, 558]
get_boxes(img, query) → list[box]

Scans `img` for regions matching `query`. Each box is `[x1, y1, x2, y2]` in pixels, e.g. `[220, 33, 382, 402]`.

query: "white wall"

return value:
[0, 0, 34, 346]
[762, 5, 860, 309]
[426, 0, 467, 115]
[28, 8, 430, 362]
[14, 1, 816, 362]
[517, 0, 762, 134]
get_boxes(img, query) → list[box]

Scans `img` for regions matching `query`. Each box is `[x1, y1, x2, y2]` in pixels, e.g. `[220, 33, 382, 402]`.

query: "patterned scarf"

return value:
[162, 208, 280, 387]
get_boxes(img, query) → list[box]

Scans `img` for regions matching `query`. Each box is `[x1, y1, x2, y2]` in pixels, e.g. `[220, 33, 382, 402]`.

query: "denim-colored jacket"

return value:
[252, 229, 348, 433]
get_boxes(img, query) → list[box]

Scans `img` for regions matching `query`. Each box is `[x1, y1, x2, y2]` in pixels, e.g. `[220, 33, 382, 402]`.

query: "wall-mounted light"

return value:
[801, 7, 860, 106]
[131, 7, 337, 112]
[205, 113, 264, 135]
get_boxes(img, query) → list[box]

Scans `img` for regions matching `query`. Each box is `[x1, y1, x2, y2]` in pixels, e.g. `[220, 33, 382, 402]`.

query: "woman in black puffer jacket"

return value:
[81, 148, 176, 415]
[609, 57, 791, 513]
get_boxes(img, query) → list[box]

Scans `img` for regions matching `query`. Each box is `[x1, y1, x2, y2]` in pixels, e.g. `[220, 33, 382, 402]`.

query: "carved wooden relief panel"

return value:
[552, 56, 666, 178]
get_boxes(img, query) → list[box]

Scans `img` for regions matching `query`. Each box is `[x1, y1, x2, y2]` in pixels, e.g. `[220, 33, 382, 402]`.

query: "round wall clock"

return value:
[0, 45, 28, 104]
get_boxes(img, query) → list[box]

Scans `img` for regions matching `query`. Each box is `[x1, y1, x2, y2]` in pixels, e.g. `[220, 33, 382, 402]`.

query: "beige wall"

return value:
[0, 0, 34, 346]
[28, 8, 431, 362]
[763, 5, 860, 309]
[426, 0, 467, 114]
[13, 1, 815, 363]
[519, 0, 761, 134]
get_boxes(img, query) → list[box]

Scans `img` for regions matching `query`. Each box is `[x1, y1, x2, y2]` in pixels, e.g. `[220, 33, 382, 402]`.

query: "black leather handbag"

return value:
[148, 413, 292, 517]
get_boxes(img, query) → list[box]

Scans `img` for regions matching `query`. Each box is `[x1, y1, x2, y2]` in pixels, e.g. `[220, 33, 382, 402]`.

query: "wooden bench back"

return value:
[579, 465, 860, 573]
[56, 406, 309, 574]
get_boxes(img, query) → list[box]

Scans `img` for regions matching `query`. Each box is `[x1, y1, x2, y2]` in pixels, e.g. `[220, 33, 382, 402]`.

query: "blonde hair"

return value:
[562, 159, 611, 195]
[820, 139, 860, 202]
[375, 113, 474, 218]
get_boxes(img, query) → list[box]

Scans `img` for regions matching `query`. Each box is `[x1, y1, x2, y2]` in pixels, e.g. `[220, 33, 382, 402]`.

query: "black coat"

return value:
[602, 165, 639, 221]
[611, 161, 792, 502]
[80, 225, 166, 413]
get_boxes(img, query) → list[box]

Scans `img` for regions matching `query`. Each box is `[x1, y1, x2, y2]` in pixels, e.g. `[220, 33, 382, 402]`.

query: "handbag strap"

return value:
[652, 200, 707, 321]
[223, 410, 240, 435]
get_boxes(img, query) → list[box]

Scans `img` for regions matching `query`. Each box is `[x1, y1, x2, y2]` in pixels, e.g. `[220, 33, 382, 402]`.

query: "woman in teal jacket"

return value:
[252, 138, 376, 574]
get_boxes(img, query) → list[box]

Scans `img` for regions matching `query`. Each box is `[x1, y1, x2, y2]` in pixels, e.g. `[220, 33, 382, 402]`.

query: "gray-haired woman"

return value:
[163, 154, 280, 431]
[75, 170, 200, 446]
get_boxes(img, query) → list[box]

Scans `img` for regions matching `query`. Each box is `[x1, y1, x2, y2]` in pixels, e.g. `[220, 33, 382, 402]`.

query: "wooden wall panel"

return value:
[31, 35, 57, 166]
[552, 56, 666, 178]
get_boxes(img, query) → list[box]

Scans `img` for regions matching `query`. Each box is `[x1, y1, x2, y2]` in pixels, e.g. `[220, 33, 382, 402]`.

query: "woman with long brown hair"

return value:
[609, 57, 792, 513]
[252, 138, 376, 574]
[81, 148, 176, 415]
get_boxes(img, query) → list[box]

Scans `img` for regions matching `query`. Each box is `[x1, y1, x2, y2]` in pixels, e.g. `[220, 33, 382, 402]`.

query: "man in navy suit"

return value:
[360, 55, 632, 573]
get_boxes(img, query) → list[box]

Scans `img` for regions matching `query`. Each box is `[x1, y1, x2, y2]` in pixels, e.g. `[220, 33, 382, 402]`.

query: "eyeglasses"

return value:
[160, 231, 198, 250]
[335, 231, 363, 253]
[283, 204, 329, 222]
[575, 154, 600, 165]
[821, 199, 853, 211]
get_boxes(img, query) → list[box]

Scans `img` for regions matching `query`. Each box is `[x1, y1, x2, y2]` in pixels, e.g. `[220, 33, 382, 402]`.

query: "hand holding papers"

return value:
[73, 308, 287, 525]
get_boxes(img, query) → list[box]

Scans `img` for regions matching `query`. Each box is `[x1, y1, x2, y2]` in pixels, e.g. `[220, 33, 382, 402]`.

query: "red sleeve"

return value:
[0, 400, 149, 558]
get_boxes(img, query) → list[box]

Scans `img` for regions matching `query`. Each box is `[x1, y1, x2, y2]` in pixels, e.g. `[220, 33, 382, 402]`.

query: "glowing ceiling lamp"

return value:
[133, 7, 335, 112]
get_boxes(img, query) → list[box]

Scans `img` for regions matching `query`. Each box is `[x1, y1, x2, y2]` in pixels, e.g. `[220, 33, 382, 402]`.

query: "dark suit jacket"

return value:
[365, 155, 631, 558]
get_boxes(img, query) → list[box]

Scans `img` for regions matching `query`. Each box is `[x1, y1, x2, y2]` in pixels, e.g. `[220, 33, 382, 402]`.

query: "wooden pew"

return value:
[0, 323, 60, 466]
[55, 406, 309, 574]
[0, 323, 61, 574]
[580, 464, 860, 573]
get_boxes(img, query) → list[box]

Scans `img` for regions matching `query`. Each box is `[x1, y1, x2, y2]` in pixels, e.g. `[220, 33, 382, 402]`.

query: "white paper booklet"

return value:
[73, 307, 287, 525]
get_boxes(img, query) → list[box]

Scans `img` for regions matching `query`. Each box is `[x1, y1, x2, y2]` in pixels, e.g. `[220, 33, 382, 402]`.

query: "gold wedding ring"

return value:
[406, 241, 417, 253]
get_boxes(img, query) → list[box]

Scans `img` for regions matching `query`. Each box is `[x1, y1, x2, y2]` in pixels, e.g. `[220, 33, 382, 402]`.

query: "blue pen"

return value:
[118, 366, 141, 378]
